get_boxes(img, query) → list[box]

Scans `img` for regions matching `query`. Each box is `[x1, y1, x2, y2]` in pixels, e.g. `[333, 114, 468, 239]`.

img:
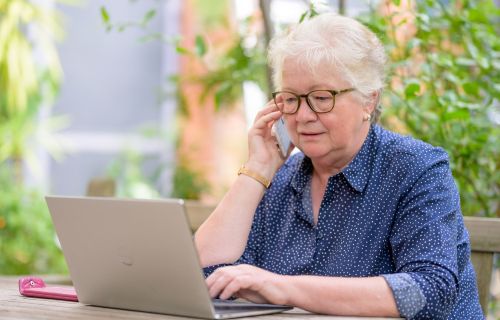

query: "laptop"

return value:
[45, 196, 292, 319]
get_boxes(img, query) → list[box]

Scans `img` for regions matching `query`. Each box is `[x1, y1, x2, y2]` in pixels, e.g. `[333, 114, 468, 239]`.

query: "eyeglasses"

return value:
[272, 88, 355, 114]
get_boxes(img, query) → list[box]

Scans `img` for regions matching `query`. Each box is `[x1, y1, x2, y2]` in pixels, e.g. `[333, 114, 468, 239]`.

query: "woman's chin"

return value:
[298, 145, 330, 159]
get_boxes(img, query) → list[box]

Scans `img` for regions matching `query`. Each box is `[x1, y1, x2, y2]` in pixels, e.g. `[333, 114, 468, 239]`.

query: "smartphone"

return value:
[273, 117, 292, 158]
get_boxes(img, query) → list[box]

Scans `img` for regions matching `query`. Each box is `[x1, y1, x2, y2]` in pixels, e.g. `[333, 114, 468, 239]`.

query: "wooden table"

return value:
[0, 277, 401, 320]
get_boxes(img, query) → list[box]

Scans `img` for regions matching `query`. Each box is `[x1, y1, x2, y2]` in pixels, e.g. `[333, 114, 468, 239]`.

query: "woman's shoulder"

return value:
[374, 125, 450, 169]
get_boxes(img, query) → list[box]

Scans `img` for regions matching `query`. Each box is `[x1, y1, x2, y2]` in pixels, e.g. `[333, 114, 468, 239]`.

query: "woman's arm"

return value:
[284, 274, 399, 317]
[284, 276, 399, 317]
[194, 172, 266, 267]
[194, 101, 287, 267]
[206, 264, 400, 317]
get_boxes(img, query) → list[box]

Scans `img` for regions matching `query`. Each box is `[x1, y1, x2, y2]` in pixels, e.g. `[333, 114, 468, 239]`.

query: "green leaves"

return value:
[0, 0, 63, 118]
[0, 0, 70, 274]
[141, 9, 156, 26]
[100, 6, 110, 23]
[194, 35, 207, 57]
[462, 82, 480, 97]
[100, 6, 111, 31]
[171, 161, 209, 200]
[99, 6, 157, 34]
[299, 2, 320, 23]
[192, 35, 267, 111]
[369, 0, 500, 217]
[404, 81, 421, 99]
[0, 166, 67, 274]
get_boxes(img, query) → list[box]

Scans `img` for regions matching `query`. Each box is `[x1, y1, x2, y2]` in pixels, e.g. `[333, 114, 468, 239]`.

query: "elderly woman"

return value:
[194, 13, 483, 319]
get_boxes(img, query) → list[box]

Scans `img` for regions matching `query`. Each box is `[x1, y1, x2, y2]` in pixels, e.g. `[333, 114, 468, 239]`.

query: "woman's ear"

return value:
[364, 90, 380, 114]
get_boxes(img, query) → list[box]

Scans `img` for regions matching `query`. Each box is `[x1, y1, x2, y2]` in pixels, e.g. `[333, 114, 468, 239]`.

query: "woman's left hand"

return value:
[205, 264, 288, 305]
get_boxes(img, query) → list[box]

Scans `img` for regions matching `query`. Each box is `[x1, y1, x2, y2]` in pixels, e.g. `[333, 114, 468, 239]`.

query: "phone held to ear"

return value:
[273, 117, 292, 158]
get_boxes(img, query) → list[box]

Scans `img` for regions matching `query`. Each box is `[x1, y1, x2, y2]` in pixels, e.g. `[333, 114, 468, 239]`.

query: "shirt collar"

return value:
[290, 125, 378, 194]
[341, 125, 378, 193]
[290, 154, 312, 194]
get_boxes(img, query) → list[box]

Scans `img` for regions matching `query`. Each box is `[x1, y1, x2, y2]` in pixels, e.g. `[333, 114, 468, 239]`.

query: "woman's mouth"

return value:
[300, 132, 323, 136]
[299, 132, 324, 140]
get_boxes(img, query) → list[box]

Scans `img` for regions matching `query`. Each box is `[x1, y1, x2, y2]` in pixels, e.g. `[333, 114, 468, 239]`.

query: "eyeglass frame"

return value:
[271, 88, 356, 114]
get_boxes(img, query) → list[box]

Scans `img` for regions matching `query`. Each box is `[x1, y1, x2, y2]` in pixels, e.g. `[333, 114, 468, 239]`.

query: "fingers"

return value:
[253, 101, 283, 129]
[256, 111, 282, 132]
[205, 265, 282, 305]
[219, 275, 248, 300]
[205, 265, 256, 300]
[234, 289, 268, 304]
[255, 100, 279, 119]
[206, 269, 231, 299]
[246, 101, 288, 172]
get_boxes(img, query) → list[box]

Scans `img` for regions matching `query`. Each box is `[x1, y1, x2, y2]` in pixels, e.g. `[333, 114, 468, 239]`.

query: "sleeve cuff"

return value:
[382, 273, 427, 319]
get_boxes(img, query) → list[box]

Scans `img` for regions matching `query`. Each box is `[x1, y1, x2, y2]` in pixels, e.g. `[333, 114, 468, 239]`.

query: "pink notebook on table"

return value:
[19, 277, 78, 302]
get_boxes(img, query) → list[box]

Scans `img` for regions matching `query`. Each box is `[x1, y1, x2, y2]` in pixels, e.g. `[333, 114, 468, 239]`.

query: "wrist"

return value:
[243, 160, 277, 182]
[238, 165, 272, 189]
[275, 274, 293, 306]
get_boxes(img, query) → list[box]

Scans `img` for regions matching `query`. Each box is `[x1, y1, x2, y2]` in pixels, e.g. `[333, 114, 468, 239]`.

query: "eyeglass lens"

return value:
[274, 90, 335, 114]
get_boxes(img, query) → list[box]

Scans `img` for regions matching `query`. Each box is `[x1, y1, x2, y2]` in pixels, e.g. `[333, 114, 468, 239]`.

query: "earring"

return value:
[363, 114, 371, 122]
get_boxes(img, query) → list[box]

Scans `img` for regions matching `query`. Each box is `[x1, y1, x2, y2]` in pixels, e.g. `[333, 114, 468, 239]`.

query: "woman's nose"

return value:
[295, 97, 317, 122]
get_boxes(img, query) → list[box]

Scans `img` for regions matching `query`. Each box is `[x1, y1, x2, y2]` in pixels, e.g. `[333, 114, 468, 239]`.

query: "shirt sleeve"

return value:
[382, 273, 427, 318]
[388, 148, 461, 319]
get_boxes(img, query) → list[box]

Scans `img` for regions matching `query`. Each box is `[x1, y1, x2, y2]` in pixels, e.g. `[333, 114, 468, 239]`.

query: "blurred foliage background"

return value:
[360, 0, 500, 217]
[179, 0, 499, 217]
[0, 0, 67, 274]
[0, 0, 498, 282]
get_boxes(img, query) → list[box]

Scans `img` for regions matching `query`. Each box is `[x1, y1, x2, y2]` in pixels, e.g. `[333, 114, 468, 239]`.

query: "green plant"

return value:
[0, 167, 67, 274]
[192, 21, 268, 111]
[171, 158, 210, 200]
[0, 0, 69, 274]
[107, 150, 161, 199]
[0, 0, 65, 178]
[189, 3, 322, 110]
[359, 0, 500, 217]
[98, 1, 499, 215]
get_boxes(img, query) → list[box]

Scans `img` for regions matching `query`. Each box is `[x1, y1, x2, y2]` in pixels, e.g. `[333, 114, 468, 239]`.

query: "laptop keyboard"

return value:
[212, 299, 290, 312]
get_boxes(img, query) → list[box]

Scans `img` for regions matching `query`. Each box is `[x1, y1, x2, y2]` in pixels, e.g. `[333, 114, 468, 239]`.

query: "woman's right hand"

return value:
[245, 100, 292, 182]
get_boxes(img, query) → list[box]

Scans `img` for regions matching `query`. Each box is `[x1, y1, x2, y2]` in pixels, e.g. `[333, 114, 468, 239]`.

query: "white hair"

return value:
[268, 13, 386, 121]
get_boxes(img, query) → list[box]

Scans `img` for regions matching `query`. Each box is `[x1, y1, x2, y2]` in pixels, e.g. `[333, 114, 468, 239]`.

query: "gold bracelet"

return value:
[237, 165, 271, 189]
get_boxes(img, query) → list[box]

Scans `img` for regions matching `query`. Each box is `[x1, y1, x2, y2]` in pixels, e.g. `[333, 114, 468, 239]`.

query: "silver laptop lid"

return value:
[46, 196, 216, 318]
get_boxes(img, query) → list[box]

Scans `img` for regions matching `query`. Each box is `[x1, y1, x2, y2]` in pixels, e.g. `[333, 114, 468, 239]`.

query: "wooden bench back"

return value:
[86, 177, 116, 197]
[463, 216, 500, 315]
[184, 201, 215, 232]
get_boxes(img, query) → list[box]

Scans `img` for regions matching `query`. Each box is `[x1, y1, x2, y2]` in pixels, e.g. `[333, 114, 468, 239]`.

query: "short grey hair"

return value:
[268, 13, 386, 122]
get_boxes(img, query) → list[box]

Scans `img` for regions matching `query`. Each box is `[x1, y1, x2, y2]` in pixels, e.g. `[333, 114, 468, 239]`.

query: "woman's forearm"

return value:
[194, 101, 285, 268]
[194, 173, 267, 267]
[280, 275, 400, 317]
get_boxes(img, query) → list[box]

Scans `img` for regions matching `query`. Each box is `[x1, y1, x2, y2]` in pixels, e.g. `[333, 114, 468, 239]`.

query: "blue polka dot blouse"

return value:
[204, 124, 483, 319]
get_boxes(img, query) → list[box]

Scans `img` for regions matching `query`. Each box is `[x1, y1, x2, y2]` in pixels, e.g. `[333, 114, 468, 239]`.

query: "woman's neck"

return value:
[310, 124, 370, 184]
[311, 155, 354, 186]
